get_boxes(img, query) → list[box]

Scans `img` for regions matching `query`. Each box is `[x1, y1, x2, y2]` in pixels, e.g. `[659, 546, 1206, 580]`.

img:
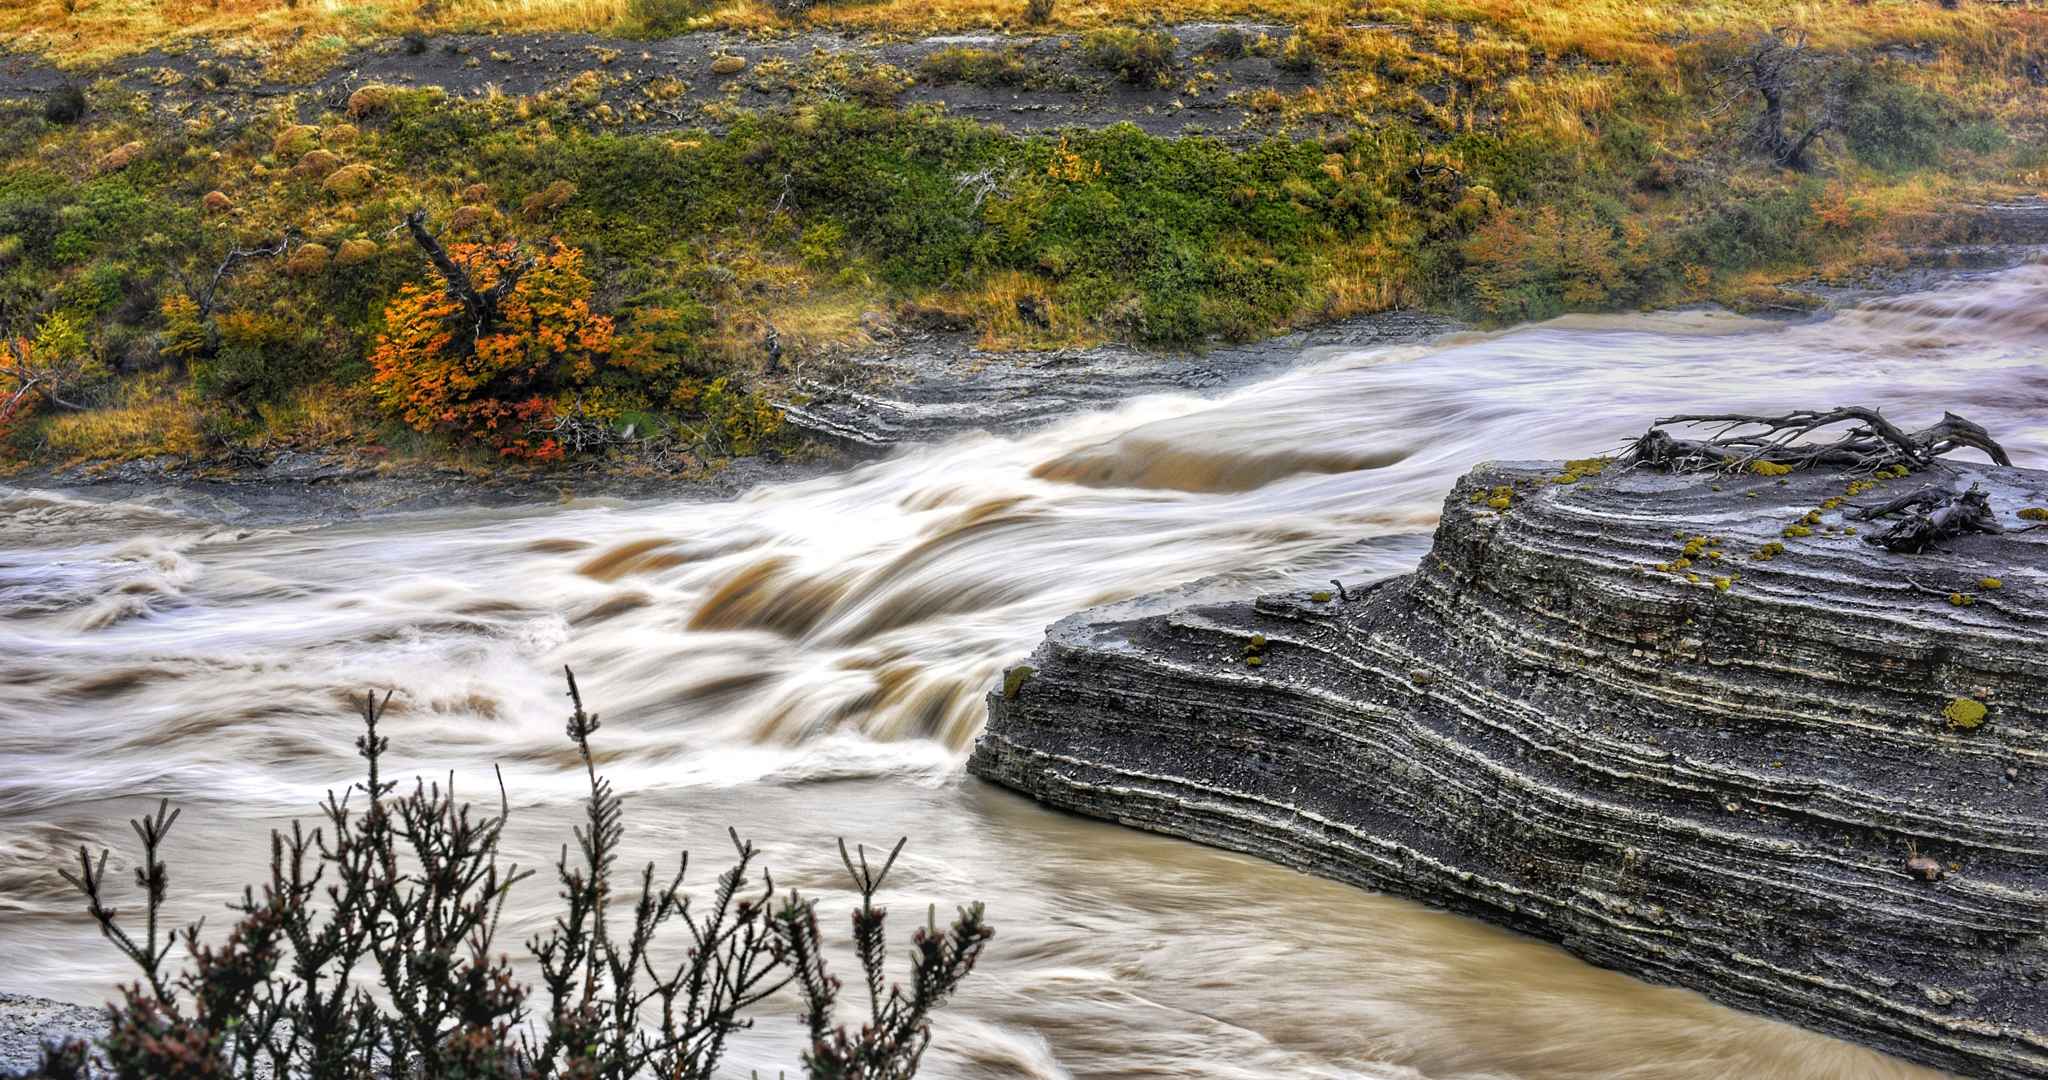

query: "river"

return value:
[5, 264, 2046, 1078]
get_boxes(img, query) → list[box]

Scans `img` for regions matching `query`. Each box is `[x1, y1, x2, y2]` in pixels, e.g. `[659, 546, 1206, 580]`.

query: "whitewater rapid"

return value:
[5, 264, 2046, 1078]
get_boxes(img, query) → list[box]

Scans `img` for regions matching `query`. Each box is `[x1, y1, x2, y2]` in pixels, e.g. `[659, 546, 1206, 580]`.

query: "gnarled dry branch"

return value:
[1621, 407, 2012, 476]
[1860, 482, 2003, 554]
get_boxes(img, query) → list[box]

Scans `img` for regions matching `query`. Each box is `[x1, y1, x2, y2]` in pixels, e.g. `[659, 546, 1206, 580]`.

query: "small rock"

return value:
[447, 204, 497, 232]
[333, 238, 380, 268]
[95, 140, 145, 174]
[1409, 669, 1434, 685]
[322, 163, 377, 199]
[285, 243, 332, 276]
[271, 123, 320, 159]
[347, 84, 400, 118]
[292, 148, 343, 180]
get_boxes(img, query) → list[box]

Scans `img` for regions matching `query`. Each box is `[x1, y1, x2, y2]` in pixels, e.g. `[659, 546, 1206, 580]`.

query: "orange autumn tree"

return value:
[371, 211, 615, 458]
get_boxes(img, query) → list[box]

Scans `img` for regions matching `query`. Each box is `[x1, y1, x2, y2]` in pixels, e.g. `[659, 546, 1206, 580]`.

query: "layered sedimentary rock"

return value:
[971, 457, 2048, 1078]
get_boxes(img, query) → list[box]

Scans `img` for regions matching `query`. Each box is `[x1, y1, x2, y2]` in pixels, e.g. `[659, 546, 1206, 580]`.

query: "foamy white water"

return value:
[5, 264, 2045, 1078]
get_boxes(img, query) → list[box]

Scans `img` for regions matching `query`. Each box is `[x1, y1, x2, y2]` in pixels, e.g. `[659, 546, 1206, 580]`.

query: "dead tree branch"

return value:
[402, 208, 535, 342]
[171, 233, 296, 321]
[1621, 407, 2012, 476]
[1860, 483, 2003, 554]
[1703, 28, 1845, 171]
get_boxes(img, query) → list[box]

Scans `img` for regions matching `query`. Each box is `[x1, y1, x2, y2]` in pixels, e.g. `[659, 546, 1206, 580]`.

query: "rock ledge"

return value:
[971, 457, 2048, 1078]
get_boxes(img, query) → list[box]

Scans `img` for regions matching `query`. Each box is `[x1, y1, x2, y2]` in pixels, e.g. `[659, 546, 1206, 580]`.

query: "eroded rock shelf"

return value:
[971, 458, 2048, 1078]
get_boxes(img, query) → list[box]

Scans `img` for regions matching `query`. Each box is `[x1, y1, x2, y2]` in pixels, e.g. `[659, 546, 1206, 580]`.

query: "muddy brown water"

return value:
[8, 265, 2048, 1077]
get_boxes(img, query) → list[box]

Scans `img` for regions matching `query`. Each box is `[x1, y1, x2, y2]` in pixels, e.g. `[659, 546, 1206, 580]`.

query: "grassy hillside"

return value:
[0, 1, 2042, 470]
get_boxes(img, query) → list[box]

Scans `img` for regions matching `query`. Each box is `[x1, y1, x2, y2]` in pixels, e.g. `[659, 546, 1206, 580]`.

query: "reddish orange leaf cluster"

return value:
[370, 240, 614, 458]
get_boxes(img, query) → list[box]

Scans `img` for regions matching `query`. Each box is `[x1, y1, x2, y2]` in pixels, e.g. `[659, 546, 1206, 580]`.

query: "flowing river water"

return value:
[6, 264, 2048, 1078]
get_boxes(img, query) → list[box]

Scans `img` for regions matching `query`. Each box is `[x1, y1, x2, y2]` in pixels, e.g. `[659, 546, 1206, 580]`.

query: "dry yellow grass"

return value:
[7, 0, 2041, 69]
[40, 373, 205, 461]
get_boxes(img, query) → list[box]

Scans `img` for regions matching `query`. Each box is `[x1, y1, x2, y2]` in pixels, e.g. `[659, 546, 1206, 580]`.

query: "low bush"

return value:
[920, 46, 1032, 86]
[42, 84, 86, 125]
[16, 671, 991, 1080]
[369, 231, 618, 458]
[625, 0, 706, 36]
[1841, 77, 1954, 173]
[1082, 28, 1177, 87]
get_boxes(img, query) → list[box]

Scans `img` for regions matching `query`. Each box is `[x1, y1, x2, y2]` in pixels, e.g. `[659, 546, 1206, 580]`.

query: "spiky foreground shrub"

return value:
[15, 671, 991, 1080]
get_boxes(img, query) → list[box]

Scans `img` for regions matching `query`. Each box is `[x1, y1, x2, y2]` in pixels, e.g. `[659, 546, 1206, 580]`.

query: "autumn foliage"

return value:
[370, 240, 614, 458]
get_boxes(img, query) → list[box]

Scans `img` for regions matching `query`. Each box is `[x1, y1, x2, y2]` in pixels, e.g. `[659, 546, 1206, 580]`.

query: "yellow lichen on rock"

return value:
[96, 140, 146, 173]
[521, 179, 578, 219]
[292, 149, 342, 179]
[1943, 697, 1988, 729]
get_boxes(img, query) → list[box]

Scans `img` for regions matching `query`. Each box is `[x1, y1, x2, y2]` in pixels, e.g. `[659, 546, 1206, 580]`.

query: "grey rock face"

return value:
[0, 994, 104, 1075]
[971, 458, 2048, 1079]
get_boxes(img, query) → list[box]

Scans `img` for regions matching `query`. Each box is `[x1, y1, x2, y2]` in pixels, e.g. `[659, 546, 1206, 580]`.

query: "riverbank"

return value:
[3, 305, 1457, 525]
[2, 6, 2041, 480]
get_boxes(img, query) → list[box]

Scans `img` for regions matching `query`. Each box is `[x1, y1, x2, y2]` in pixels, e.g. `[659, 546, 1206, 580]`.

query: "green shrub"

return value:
[1204, 27, 1248, 60]
[1276, 34, 1319, 74]
[921, 46, 1032, 86]
[191, 308, 322, 407]
[42, 83, 85, 125]
[626, 0, 706, 35]
[1678, 179, 1821, 271]
[1083, 28, 1177, 87]
[1842, 78, 1952, 173]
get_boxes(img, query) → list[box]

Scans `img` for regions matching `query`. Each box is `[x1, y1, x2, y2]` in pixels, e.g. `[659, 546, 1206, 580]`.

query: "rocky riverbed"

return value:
[972, 453, 2048, 1079]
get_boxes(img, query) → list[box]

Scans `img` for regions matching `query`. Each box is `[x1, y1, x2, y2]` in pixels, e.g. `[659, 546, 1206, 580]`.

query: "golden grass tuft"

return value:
[40, 373, 205, 462]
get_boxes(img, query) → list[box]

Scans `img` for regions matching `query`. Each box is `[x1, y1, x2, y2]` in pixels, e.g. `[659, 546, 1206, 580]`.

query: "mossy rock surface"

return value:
[322, 163, 376, 199]
[272, 123, 320, 159]
[333, 238, 380, 267]
[285, 243, 332, 275]
[346, 84, 400, 118]
[292, 148, 343, 179]
[95, 140, 145, 173]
